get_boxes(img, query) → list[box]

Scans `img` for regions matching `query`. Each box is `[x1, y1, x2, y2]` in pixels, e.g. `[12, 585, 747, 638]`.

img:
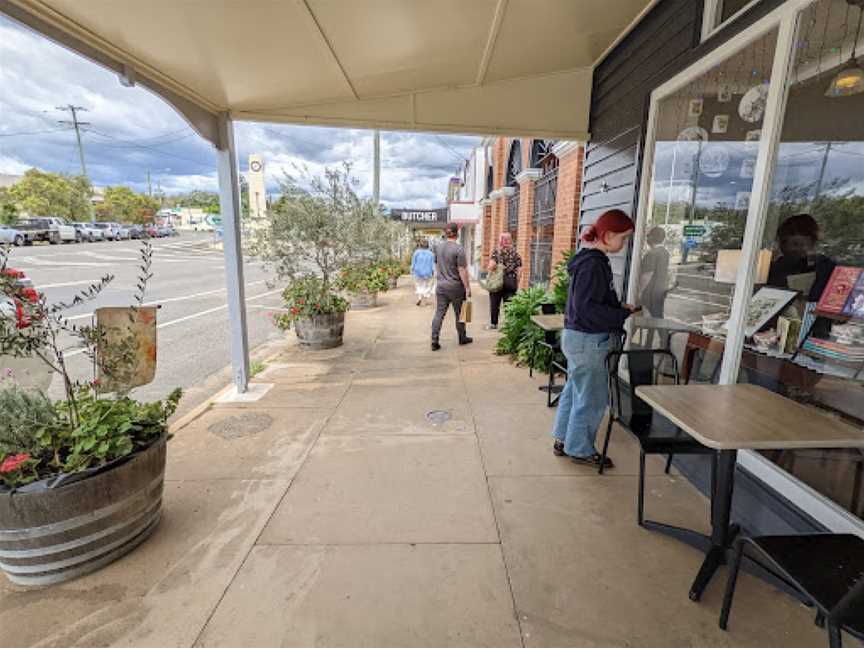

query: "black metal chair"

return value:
[599, 349, 716, 527]
[720, 534, 864, 647]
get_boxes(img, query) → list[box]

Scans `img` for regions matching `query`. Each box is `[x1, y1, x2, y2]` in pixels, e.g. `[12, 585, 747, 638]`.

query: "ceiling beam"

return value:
[299, 0, 359, 100]
[475, 0, 508, 86]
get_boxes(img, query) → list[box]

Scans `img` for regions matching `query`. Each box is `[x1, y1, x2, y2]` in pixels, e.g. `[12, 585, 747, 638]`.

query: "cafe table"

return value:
[530, 314, 566, 405]
[634, 383, 864, 601]
[530, 313, 564, 332]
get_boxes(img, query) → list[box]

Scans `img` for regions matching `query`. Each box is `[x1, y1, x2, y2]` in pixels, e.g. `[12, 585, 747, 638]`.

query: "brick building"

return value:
[481, 138, 584, 288]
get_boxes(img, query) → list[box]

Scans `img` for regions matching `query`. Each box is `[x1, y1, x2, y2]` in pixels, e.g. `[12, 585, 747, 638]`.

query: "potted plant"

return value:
[0, 243, 181, 586]
[273, 276, 349, 349]
[334, 262, 389, 308]
[382, 258, 404, 290]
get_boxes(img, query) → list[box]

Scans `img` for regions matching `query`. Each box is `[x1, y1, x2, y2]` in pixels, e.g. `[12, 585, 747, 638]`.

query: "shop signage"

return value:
[683, 224, 707, 240]
[390, 208, 448, 226]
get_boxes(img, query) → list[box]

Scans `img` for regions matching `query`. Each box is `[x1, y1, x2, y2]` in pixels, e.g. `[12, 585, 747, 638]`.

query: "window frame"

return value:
[701, 0, 762, 41]
[634, 0, 864, 536]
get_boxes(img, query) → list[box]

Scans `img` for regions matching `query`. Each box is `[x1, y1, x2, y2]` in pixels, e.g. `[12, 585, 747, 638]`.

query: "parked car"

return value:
[92, 222, 120, 241]
[156, 226, 175, 237]
[16, 217, 77, 245]
[145, 224, 159, 238]
[113, 223, 131, 240]
[128, 224, 145, 239]
[72, 222, 104, 242]
[0, 225, 26, 247]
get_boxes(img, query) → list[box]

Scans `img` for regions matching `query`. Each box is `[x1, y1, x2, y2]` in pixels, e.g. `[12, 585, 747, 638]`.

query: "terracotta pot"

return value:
[294, 312, 345, 349]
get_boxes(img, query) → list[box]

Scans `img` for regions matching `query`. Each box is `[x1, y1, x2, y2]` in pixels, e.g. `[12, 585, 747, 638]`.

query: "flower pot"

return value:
[388, 276, 398, 290]
[347, 291, 378, 309]
[0, 436, 166, 587]
[294, 312, 345, 349]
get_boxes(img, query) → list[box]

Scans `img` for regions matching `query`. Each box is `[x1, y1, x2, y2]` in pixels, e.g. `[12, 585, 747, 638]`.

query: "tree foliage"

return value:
[253, 164, 406, 287]
[8, 168, 92, 220]
[96, 186, 159, 224]
[0, 188, 18, 226]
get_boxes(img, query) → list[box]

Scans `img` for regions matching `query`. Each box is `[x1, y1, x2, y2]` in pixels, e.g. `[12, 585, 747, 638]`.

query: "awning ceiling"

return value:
[1, 0, 655, 146]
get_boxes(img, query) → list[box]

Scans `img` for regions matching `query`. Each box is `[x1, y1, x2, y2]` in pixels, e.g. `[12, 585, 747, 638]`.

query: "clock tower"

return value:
[247, 154, 266, 220]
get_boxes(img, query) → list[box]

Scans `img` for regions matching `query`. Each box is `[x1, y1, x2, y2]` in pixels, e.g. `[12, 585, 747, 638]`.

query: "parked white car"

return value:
[72, 222, 104, 242]
[93, 222, 120, 240]
[16, 217, 77, 244]
[113, 223, 131, 240]
[0, 225, 26, 246]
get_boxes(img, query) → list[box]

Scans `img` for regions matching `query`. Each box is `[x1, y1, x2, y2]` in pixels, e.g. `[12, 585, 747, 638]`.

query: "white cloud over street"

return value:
[0, 16, 481, 208]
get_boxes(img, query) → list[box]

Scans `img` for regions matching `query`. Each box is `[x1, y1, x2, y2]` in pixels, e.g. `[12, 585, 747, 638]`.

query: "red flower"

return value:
[290, 307, 300, 315]
[0, 453, 30, 473]
[297, 299, 305, 305]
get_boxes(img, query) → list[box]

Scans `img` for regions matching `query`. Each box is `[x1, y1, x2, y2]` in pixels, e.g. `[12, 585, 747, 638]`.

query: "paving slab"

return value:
[0, 479, 288, 648]
[212, 380, 350, 410]
[489, 475, 824, 648]
[474, 403, 669, 477]
[460, 360, 552, 407]
[324, 372, 471, 436]
[194, 544, 522, 648]
[258, 435, 498, 544]
[251, 360, 355, 385]
[167, 406, 329, 480]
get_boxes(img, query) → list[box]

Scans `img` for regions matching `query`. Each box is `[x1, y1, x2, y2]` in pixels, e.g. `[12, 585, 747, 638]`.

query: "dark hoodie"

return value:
[564, 248, 630, 333]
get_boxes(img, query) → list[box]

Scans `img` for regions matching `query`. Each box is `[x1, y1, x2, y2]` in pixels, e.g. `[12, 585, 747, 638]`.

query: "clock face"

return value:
[250, 160, 262, 172]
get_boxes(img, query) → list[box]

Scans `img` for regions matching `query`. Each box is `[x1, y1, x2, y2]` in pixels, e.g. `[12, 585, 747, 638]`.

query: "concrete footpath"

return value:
[1, 282, 824, 647]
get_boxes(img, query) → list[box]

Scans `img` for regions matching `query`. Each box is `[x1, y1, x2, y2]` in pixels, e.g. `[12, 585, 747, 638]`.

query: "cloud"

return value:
[0, 16, 481, 208]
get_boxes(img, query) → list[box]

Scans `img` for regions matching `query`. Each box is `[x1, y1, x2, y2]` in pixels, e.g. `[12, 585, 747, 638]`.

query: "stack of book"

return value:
[801, 335, 864, 368]
[803, 266, 864, 371]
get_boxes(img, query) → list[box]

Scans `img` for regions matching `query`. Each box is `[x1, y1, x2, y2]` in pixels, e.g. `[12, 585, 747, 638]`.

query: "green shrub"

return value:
[273, 276, 349, 331]
[0, 385, 57, 458]
[495, 286, 555, 372]
[334, 262, 389, 295]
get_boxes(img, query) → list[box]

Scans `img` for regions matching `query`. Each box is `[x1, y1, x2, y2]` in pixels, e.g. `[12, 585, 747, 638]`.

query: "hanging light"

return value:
[826, 3, 864, 97]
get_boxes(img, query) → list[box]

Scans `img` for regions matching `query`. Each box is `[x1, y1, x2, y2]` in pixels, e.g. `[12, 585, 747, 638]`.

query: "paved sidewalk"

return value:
[1, 283, 824, 647]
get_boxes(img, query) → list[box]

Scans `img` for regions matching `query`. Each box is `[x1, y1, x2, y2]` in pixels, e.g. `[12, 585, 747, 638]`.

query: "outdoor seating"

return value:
[599, 349, 716, 527]
[720, 534, 864, 648]
[532, 304, 566, 407]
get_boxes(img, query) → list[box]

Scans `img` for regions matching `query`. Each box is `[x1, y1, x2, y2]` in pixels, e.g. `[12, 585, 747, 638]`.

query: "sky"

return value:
[0, 15, 481, 208]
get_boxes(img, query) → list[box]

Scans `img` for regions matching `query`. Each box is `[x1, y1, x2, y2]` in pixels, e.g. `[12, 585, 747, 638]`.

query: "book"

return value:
[723, 287, 797, 338]
[817, 266, 862, 315]
[842, 272, 864, 318]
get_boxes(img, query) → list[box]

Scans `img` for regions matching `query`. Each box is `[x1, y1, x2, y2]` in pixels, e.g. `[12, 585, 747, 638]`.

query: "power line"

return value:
[433, 134, 469, 164]
[0, 127, 70, 137]
[82, 127, 210, 166]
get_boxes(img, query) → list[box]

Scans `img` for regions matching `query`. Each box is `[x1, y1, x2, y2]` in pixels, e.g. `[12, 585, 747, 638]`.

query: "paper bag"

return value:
[460, 299, 473, 323]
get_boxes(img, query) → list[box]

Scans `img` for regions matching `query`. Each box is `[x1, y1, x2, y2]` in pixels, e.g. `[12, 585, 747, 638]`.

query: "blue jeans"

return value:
[551, 329, 611, 457]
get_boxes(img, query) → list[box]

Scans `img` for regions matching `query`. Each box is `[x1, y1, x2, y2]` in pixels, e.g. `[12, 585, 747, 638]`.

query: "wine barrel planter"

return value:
[294, 312, 345, 349]
[0, 437, 166, 587]
[347, 291, 378, 310]
[387, 276, 398, 290]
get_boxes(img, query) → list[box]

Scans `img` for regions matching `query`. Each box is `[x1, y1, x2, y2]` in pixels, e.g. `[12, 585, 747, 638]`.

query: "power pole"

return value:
[57, 105, 90, 178]
[372, 129, 380, 206]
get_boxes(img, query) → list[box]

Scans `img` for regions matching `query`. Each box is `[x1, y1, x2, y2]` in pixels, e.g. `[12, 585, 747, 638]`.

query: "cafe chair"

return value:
[534, 302, 566, 407]
[600, 349, 716, 527]
[720, 534, 864, 648]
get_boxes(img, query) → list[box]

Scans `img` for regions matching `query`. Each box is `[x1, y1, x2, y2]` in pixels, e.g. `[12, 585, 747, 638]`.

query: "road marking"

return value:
[38, 280, 102, 289]
[63, 288, 282, 357]
[62, 280, 270, 321]
[16, 256, 111, 268]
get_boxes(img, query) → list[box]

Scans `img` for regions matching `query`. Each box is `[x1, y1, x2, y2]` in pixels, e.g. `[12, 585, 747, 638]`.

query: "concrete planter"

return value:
[347, 291, 378, 310]
[294, 312, 345, 349]
[0, 436, 166, 587]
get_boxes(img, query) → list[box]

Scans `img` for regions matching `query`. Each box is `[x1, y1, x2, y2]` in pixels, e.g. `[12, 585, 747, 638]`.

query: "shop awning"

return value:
[1, 0, 655, 144]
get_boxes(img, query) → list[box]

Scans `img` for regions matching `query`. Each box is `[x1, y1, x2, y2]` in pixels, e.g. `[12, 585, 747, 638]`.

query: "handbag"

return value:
[460, 299, 473, 323]
[484, 267, 504, 293]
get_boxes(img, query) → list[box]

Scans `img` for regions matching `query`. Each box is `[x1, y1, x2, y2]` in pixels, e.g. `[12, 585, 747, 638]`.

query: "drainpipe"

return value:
[216, 113, 250, 393]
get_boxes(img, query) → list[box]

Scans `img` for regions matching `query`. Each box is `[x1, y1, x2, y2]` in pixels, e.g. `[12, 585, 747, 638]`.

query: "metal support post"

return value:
[216, 113, 250, 393]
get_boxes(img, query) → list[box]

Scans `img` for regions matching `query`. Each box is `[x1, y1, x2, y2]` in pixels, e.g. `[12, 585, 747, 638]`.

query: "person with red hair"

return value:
[551, 209, 639, 468]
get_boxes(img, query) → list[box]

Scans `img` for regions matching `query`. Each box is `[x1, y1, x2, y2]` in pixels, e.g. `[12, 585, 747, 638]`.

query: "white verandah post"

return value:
[216, 113, 250, 393]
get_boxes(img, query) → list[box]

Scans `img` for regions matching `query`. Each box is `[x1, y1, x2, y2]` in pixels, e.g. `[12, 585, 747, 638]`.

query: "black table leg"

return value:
[688, 449, 737, 602]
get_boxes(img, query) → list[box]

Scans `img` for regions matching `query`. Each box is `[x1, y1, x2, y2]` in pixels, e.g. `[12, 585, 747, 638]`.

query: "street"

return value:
[5, 232, 283, 418]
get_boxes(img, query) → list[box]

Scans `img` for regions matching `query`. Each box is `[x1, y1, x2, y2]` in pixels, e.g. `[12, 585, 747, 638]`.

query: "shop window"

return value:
[507, 191, 520, 240]
[635, 29, 778, 362]
[704, 0, 759, 38]
[735, 0, 864, 520]
[531, 167, 558, 286]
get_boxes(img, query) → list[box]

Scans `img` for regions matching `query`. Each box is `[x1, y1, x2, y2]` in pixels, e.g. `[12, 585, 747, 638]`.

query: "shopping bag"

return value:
[483, 268, 504, 293]
[460, 299, 473, 323]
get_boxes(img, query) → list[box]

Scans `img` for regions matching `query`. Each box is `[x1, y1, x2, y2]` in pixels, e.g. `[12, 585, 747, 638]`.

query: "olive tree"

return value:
[252, 164, 392, 286]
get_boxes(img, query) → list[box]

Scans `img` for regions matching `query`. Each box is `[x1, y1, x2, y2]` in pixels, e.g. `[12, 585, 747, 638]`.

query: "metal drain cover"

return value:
[425, 410, 451, 425]
[208, 412, 274, 439]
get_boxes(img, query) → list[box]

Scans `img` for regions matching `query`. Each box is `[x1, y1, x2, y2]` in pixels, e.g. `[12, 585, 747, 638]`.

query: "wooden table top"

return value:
[631, 316, 695, 332]
[635, 384, 864, 450]
[531, 314, 565, 331]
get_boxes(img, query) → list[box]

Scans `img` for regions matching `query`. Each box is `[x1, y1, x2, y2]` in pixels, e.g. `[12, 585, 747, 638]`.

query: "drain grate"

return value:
[425, 410, 451, 426]
[208, 412, 274, 439]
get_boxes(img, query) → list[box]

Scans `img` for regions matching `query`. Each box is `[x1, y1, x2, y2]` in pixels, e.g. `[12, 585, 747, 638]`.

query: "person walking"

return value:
[411, 239, 435, 306]
[551, 209, 638, 468]
[431, 223, 472, 351]
[487, 232, 522, 329]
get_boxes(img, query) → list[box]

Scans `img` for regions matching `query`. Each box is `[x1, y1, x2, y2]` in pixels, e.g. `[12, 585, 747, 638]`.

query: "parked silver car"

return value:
[0, 225, 26, 247]
[72, 222, 104, 242]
